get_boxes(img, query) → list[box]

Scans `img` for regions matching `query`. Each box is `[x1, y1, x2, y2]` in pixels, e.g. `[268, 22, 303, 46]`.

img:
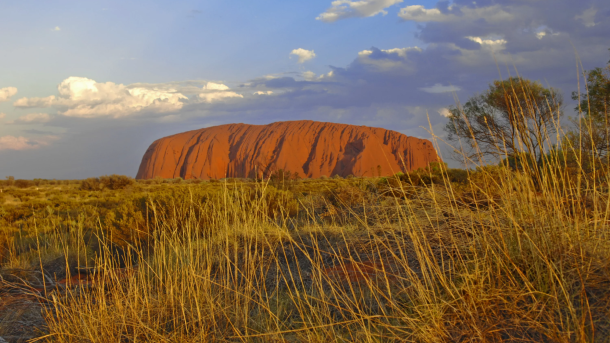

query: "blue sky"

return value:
[1, 0, 608, 179]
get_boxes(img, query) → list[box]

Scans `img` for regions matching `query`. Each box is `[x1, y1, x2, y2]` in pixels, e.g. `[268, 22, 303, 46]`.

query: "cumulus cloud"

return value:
[198, 92, 243, 102]
[398, 4, 513, 23]
[0, 135, 58, 151]
[465, 36, 507, 52]
[359, 46, 421, 58]
[198, 82, 243, 103]
[254, 91, 274, 95]
[290, 48, 316, 63]
[13, 77, 187, 118]
[420, 84, 461, 93]
[438, 108, 452, 117]
[0, 87, 18, 102]
[317, 0, 403, 22]
[7, 113, 52, 124]
[302, 71, 317, 81]
[466, 36, 507, 46]
[355, 46, 422, 72]
[202, 82, 230, 91]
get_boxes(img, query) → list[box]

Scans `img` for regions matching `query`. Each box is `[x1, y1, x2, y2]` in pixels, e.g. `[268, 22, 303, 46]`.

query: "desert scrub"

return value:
[2, 146, 610, 342]
[37, 166, 610, 342]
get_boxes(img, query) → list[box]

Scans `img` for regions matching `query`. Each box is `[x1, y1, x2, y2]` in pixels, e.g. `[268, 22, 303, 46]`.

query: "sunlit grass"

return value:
[1, 81, 609, 342]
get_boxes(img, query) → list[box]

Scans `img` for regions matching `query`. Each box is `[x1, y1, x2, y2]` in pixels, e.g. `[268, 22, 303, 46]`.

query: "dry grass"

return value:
[1, 81, 610, 342]
[12, 162, 602, 342]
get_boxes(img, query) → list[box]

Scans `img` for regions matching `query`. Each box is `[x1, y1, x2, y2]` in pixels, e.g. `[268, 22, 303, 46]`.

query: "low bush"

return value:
[81, 177, 104, 191]
[101, 175, 135, 190]
[14, 179, 34, 188]
[81, 175, 135, 191]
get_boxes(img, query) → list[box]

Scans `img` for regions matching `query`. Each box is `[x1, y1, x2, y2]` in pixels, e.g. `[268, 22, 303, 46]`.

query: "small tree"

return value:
[445, 77, 563, 164]
[100, 175, 135, 190]
[566, 55, 610, 165]
[5, 176, 15, 187]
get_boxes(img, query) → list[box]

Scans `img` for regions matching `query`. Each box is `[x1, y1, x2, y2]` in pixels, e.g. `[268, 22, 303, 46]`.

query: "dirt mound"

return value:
[136, 120, 439, 180]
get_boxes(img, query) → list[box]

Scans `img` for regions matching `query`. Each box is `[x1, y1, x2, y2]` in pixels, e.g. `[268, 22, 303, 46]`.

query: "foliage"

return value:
[81, 177, 105, 191]
[572, 56, 610, 119]
[81, 175, 135, 191]
[445, 77, 563, 161]
[564, 57, 610, 169]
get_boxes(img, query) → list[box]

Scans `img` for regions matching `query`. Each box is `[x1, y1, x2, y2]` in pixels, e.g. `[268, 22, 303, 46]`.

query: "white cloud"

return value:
[356, 47, 421, 71]
[466, 36, 507, 46]
[254, 91, 274, 95]
[420, 84, 461, 93]
[290, 48, 316, 63]
[466, 36, 507, 53]
[13, 77, 187, 118]
[575, 7, 597, 27]
[198, 82, 243, 103]
[202, 82, 230, 91]
[438, 108, 452, 118]
[7, 113, 52, 124]
[398, 4, 512, 23]
[263, 74, 280, 80]
[359, 46, 421, 58]
[0, 135, 58, 151]
[536, 31, 547, 39]
[0, 113, 5, 120]
[319, 70, 335, 79]
[53, 26, 61, 31]
[0, 87, 18, 102]
[198, 92, 243, 102]
[317, 0, 403, 22]
[382, 47, 421, 57]
[302, 71, 317, 81]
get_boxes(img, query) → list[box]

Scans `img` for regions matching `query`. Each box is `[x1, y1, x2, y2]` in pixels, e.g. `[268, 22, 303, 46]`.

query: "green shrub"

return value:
[80, 177, 104, 191]
[100, 175, 135, 190]
[14, 179, 34, 188]
[81, 175, 135, 191]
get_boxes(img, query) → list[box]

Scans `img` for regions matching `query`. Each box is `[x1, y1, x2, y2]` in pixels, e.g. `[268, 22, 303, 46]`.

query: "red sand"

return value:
[136, 120, 439, 180]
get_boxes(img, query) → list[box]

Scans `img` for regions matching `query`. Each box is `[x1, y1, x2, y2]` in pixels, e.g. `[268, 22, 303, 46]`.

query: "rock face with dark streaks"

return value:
[136, 120, 439, 180]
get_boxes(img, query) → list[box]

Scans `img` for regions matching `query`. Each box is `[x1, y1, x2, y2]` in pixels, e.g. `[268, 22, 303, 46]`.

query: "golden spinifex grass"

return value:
[30, 154, 609, 342]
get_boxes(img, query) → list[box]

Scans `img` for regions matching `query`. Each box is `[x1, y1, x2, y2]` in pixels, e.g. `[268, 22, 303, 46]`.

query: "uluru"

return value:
[136, 120, 439, 180]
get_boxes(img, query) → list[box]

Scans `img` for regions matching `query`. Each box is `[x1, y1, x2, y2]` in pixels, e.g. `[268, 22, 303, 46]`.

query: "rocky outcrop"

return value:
[136, 120, 439, 180]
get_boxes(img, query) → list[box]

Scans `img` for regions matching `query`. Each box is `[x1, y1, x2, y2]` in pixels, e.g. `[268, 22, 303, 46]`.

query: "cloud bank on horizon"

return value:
[0, 0, 608, 178]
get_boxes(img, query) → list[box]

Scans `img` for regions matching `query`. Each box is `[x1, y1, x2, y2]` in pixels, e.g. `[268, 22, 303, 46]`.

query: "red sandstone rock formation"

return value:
[136, 120, 439, 180]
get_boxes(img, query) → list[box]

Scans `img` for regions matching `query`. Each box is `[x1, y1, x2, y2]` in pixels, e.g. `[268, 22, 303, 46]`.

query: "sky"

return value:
[0, 0, 608, 179]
